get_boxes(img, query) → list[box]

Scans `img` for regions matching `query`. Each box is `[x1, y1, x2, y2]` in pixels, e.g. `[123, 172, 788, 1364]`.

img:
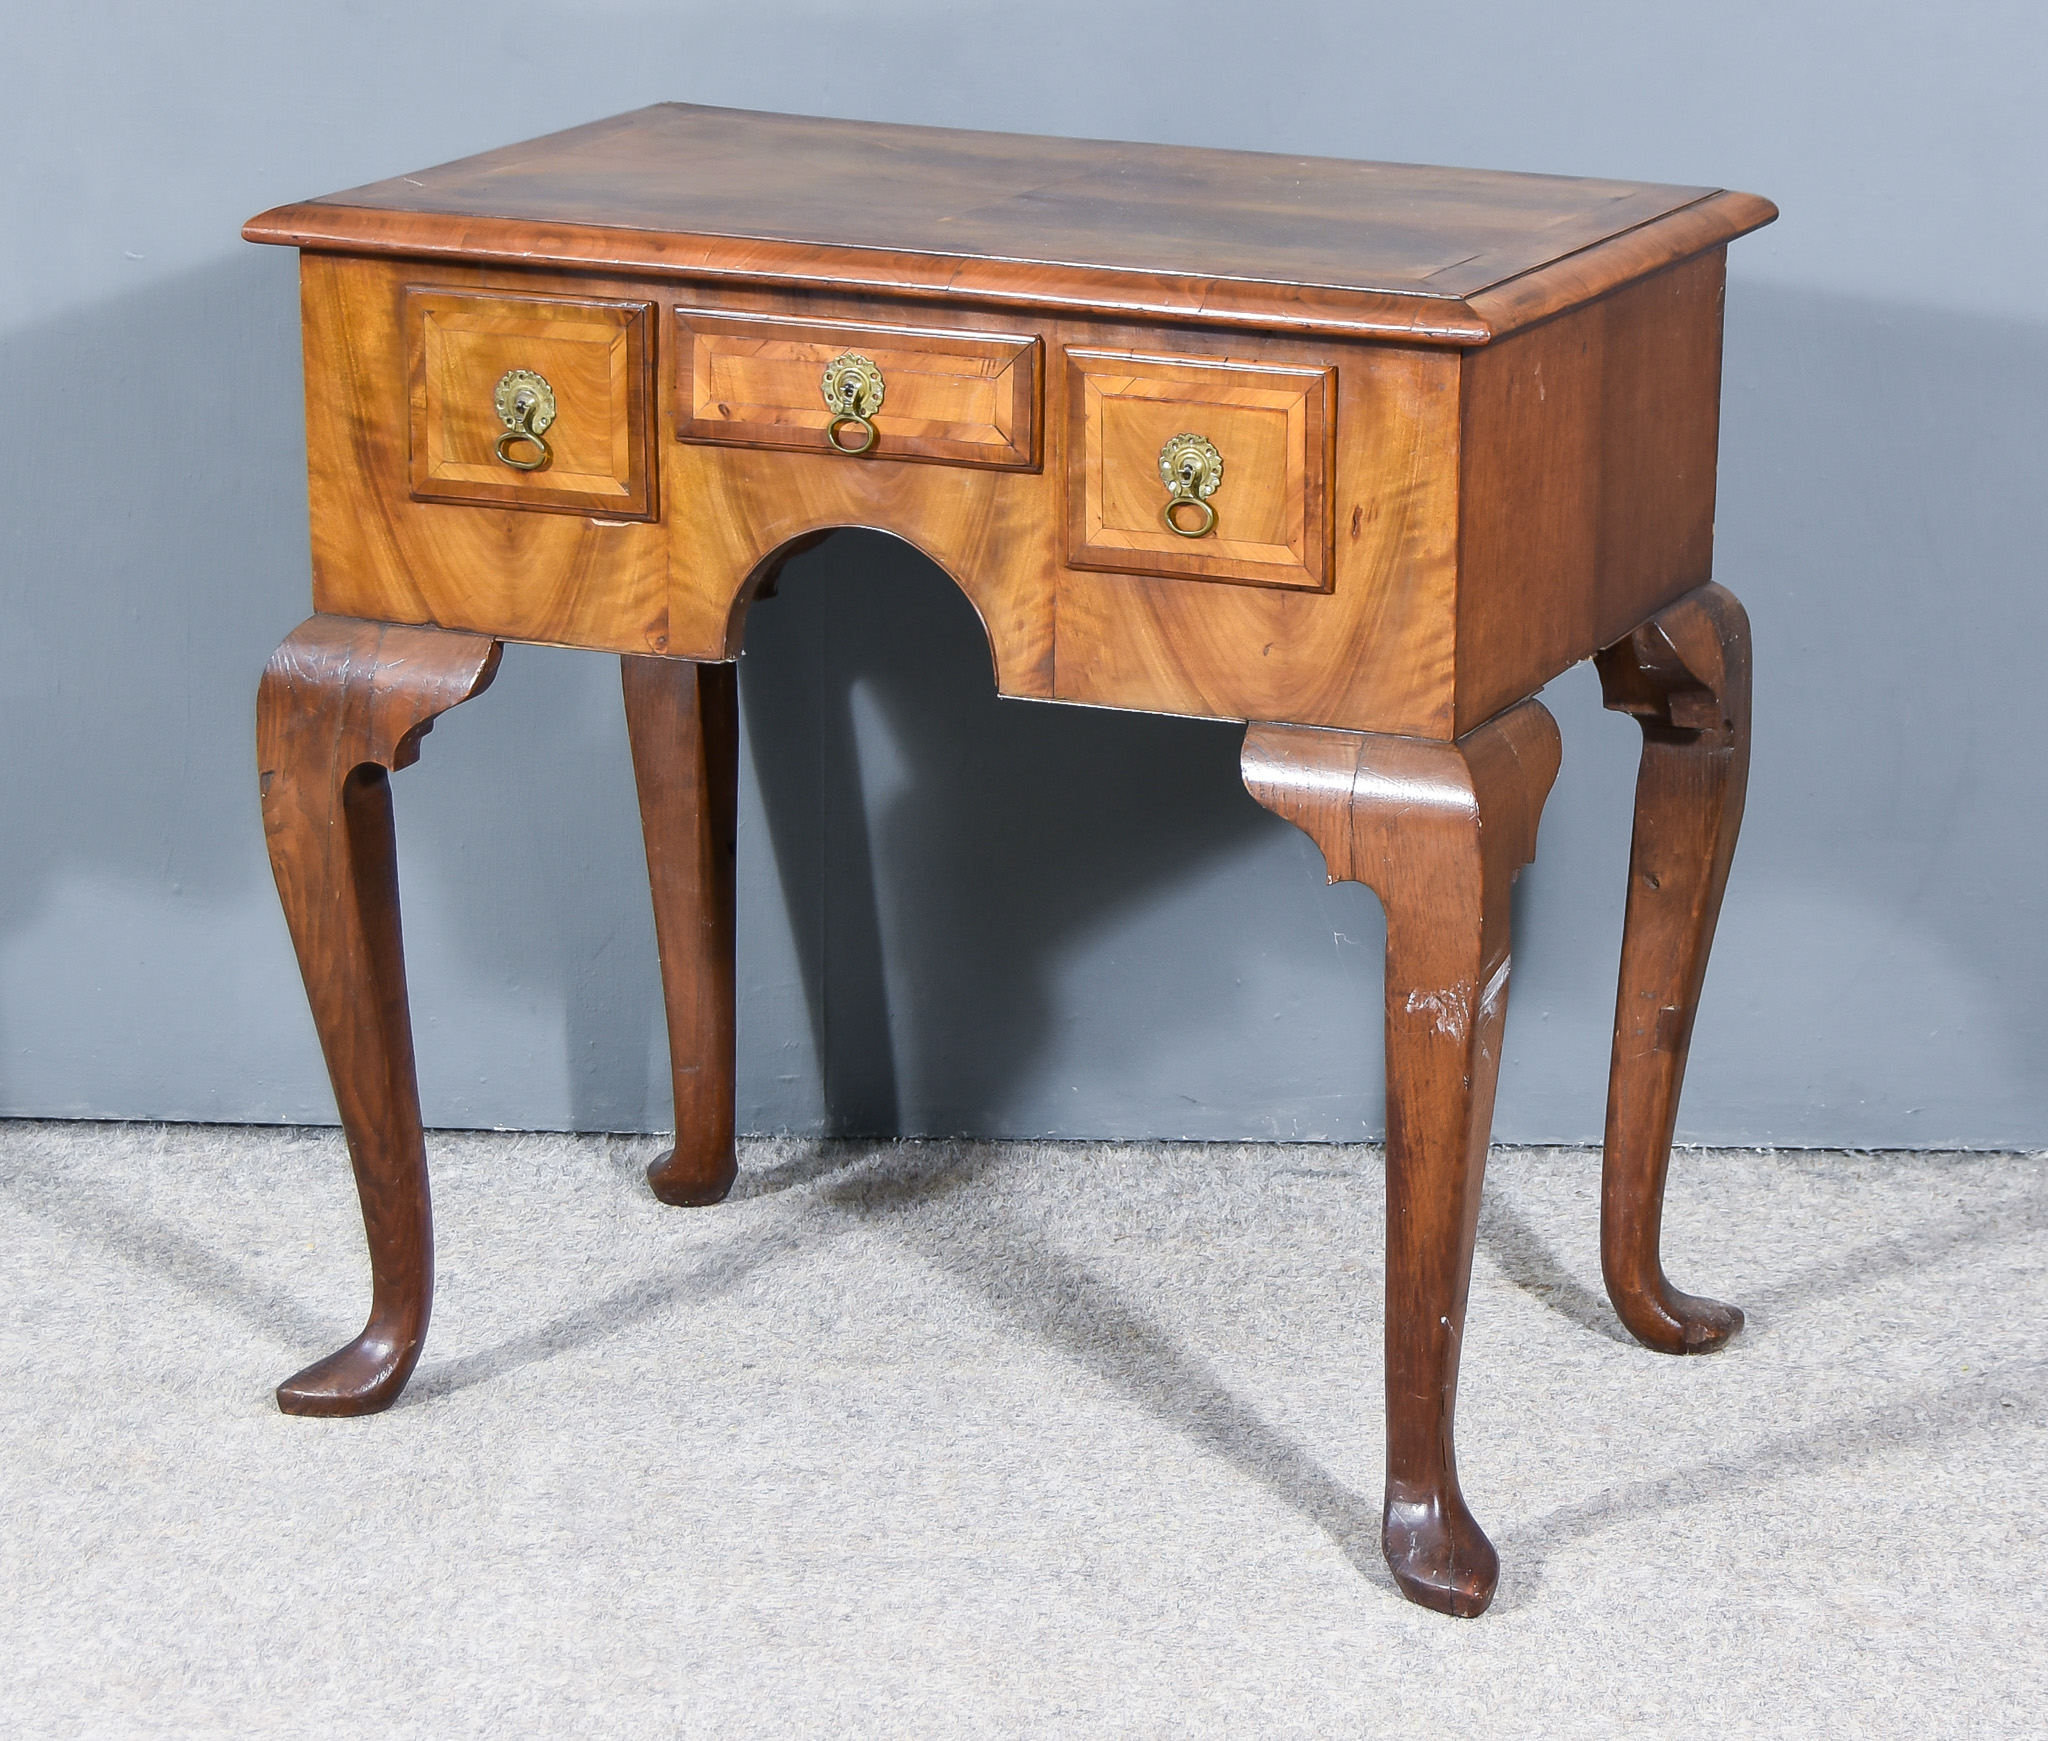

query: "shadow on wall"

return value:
[1453, 279, 2048, 1148]
[403, 527, 1328, 1142]
[734, 530, 1276, 1138]
[1673, 280, 2048, 1145]
[1, 263, 2045, 1145]
[0, 253, 316, 1116]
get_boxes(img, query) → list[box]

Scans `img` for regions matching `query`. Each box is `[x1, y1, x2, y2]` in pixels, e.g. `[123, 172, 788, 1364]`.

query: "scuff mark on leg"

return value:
[1405, 983, 1475, 1040]
[1478, 955, 1512, 1020]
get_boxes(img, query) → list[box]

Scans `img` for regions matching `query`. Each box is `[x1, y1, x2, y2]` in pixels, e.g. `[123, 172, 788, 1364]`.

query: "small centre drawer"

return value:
[405, 288, 657, 519]
[1065, 349, 1333, 592]
[674, 309, 1040, 469]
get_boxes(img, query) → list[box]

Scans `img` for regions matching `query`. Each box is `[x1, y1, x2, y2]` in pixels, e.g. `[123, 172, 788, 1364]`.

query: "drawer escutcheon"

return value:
[492, 369, 557, 472]
[1158, 432, 1224, 538]
[819, 351, 885, 455]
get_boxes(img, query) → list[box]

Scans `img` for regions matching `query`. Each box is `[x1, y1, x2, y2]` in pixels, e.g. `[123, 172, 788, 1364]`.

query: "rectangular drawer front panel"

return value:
[407, 289, 656, 518]
[675, 309, 1039, 469]
[1065, 350, 1333, 592]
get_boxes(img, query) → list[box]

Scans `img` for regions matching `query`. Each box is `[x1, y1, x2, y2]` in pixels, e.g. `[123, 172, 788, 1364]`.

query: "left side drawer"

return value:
[405, 288, 658, 519]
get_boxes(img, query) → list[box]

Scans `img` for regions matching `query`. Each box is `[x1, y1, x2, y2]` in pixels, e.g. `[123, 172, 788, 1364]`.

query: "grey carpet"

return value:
[1, 1121, 2043, 1738]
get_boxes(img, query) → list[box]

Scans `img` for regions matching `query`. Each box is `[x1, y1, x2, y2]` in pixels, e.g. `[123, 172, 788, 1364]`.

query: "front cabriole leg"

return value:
[1594, 582, 1751, 1353]
[258, 614, 502, 1416]
[1244, 701, 1561, 1618]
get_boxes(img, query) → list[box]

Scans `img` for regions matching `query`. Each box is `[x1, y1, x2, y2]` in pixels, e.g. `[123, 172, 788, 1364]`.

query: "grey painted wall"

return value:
[3, 2, 2043, 1145]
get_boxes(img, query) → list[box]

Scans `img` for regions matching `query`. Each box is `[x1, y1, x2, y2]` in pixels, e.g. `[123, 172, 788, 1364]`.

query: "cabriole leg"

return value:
[257, 614, 501, 1416]
[622, 656, 739, 1206]
[1244, 701, 1561, 1617]
[1595, 582, 1751, 1354]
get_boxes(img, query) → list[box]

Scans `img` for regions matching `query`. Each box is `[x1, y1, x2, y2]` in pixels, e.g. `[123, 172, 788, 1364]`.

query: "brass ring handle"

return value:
[820, 351, 885, 456]
[825, 413, 878, 454]
[494, 422, 551, 471]
[1158, 432, 1223, 538]
[493, 368, 556, 473]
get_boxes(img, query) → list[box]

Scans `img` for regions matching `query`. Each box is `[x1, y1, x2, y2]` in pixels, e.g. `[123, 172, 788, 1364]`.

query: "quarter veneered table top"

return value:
[246, 105, 1774, 344]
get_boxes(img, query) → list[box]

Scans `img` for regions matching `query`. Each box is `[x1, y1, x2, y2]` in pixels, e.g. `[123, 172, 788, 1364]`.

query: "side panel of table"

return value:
[1454, 248, 1729, 734]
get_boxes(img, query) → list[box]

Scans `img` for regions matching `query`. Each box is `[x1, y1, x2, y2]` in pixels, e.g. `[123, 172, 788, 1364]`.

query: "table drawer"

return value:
[1064, 349, 1333, 592]
[405, 288, 657, 519]
[674, 309, 1040, 469]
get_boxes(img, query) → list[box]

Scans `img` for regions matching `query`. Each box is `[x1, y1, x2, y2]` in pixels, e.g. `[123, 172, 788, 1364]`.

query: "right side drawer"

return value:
[1064, 349, 1334, 592]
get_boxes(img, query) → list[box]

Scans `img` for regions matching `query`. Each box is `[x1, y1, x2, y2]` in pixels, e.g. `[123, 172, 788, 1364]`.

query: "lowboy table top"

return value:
[247, 103, 1774, 343]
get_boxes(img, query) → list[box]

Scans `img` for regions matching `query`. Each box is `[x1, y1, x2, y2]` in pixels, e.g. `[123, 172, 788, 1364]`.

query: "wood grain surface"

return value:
[246, 106, 1774, 345]
[297, 252, 1746, 738]
[267, 110, 1775, 738]
[623, 655, 741, 1208]
[1595, 583, 1751, 1354]
[256, 614, 502, 1416]
[407, 288, 656, 518]
[675, 309, 1038, 468]
[1065, 350, 1331, 592]
[1242, 699, 1563, 1618]
[1051, 330, 1460, 730]
[1453, 249, 1730, 733]
[304, 256, 670, 654]
[656, 291, 1460, 728]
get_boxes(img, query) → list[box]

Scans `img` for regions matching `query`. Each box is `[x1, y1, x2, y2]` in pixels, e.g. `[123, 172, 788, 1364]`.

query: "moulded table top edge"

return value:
[242, 104, 1776, 344]
[243, 193, 1775, 346]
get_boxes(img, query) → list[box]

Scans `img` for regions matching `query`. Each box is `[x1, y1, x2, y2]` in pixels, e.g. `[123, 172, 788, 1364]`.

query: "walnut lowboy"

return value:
[246, 103, 1773, 1618]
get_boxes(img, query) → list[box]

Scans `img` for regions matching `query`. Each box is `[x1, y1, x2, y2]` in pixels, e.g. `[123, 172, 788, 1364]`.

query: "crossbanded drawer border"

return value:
[404, 286, 658, 520]
[1064, 347, 1334, 594]
[673, 307, 1041, 471]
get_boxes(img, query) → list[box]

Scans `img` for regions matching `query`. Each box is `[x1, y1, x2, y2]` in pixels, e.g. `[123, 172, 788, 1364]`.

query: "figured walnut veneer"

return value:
[260, 103, 1773, 737]
[1066, 350, 1333, 593]
[673, 309, 1039, 470]
[406, 288, 657, 518]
